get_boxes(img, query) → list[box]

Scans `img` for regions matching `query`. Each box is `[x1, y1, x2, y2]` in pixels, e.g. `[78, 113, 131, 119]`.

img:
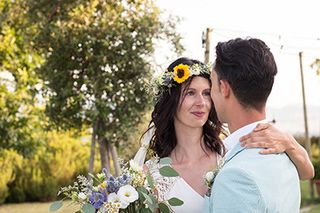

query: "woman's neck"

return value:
[172, 123, 207, 165]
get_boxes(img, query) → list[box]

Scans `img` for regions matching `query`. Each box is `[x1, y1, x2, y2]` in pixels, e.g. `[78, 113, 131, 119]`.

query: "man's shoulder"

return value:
[221, 148, 300, 190]
[227, 148, 293, 169]
[211, 148, 300, 212]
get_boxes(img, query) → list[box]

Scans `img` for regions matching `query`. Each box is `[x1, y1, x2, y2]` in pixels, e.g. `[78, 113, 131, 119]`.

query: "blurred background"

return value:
[0, 0, 319, 212]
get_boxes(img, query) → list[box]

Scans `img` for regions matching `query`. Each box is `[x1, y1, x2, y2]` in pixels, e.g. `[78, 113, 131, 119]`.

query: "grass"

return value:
[0, 201, 79, 213]
[308, 204, 320, 213]
[0, 182, 319, 213]
[301, 180, 320, 207]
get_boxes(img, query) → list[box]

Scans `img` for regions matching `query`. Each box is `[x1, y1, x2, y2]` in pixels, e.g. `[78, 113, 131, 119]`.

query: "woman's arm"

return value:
[239, 123, 315, 180]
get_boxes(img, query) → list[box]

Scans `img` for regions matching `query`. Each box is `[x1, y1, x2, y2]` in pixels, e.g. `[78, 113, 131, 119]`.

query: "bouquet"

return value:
[49, 157, 183, 213]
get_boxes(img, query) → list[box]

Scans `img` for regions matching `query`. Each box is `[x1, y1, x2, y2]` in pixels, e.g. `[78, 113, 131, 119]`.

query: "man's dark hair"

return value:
[214, 38, 277, 111]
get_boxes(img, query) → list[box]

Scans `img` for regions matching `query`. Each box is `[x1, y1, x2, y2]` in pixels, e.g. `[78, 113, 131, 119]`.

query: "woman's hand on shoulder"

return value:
[239, 123, 293, 154]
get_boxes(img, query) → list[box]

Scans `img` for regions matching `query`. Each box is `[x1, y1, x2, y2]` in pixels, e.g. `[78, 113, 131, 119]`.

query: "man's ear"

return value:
[220, 80, 230, 98]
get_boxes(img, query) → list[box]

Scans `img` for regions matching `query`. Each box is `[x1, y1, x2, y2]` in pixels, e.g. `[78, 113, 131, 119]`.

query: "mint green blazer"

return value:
[204, 143, 301, 213]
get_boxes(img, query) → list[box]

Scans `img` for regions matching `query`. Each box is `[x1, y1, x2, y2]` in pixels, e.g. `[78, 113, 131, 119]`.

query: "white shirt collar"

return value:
[224, 119, 268, 157]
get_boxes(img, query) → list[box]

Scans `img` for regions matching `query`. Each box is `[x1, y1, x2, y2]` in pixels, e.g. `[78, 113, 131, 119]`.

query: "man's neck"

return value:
[227, 106, 266, 134]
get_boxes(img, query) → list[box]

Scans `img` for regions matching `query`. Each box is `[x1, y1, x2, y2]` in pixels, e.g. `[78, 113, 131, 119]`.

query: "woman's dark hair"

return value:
[146, 57, 225, 158]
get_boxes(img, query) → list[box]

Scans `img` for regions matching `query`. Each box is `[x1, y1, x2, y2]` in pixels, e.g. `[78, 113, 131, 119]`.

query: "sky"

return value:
[155, 0, 320, 135]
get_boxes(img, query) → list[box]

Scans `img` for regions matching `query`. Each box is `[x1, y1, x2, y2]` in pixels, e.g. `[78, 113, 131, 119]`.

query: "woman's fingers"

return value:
[259, 148, 278, 154]
[240, 134, 268, 145]
[240, 123, 289, 154]
[253, 123, 270, 132]
[241, 141, 272, 148]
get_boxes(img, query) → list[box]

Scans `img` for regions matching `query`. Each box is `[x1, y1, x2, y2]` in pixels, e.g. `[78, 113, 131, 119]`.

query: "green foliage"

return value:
[0, 149, 23, 203]
[313, 158, 320, 180]
[5, 131, 95, 203]
[117, 110, 153, 161]
[159, 166, 179, 177]
[159, 157, 172, 165]
[82, 203, 95, 213]
[0, 0, 45, 156]
[167, 197, 184, 206]
[158, 203, 170, 213]
[49, 200, 63, 212]
[0, 0, 183, 203]
[29, 0, 183, 144]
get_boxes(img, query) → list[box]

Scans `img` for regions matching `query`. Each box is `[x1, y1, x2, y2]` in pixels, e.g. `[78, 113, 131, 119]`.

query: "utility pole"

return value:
[299, 52, 314, 199]
[202, 28, 213, 64]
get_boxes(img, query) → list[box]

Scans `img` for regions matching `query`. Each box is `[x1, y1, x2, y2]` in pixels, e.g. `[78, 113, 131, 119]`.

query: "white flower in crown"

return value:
[189, 63, 202, 76]
[117, 185, 139, 205]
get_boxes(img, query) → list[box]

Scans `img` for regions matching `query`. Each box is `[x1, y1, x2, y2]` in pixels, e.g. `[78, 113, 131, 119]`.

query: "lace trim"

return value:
[145, 157, 179, 202]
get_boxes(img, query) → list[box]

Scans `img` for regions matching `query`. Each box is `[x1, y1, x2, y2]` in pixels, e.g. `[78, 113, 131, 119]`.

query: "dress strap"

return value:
[145, 157, 179, 202]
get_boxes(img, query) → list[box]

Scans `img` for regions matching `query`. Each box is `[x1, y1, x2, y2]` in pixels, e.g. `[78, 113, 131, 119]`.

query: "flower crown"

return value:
[147, 63, 211, 103]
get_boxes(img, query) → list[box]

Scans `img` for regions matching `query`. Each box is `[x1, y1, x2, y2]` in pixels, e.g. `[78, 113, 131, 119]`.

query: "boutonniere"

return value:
[204, 158, 225, 196]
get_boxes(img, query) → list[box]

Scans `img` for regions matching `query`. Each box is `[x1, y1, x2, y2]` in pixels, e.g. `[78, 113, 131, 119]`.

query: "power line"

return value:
[213, 27, 320, 42]
[212, 31, 320, 58]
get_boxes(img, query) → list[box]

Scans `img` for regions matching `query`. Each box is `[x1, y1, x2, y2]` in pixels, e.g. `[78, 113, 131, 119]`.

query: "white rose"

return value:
[108, 192, 129, 209]
[205, 171, 214, 183]
[117, 185, 139, 204]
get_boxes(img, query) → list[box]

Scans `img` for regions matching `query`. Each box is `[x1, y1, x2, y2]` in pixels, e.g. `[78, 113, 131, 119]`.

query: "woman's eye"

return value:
[204, 91, 211, 96]
[186, 91, 194, 96]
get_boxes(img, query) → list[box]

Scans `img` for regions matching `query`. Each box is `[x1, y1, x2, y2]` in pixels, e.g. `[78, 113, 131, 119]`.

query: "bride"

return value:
[135, 57, 314, 212]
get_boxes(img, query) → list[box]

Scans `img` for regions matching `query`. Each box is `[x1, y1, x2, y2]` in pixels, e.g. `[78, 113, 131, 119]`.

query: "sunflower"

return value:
[173, 64, 190, 83]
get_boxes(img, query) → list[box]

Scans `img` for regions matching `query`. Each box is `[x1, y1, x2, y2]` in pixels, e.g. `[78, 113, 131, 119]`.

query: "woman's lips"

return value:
[191, 111, 205, 118]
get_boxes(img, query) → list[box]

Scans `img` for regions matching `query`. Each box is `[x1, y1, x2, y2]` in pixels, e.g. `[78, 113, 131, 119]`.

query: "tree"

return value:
[27, 0, 183, 175]
[0, 0, 44, 156]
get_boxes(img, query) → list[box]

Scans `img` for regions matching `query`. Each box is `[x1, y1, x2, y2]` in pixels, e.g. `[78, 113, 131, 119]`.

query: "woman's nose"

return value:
[195, 94, 205, 106]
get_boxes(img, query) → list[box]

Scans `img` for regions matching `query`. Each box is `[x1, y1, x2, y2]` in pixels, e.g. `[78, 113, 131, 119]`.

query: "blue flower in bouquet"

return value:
[106, 174, 131, 194]
[118, 174, 130, 185]
[106, 177, 120, 194]
[89, 191, 107, 209]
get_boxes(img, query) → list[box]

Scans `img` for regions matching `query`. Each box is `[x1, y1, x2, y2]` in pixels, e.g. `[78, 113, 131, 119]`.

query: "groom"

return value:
[205, 38, 300, 212]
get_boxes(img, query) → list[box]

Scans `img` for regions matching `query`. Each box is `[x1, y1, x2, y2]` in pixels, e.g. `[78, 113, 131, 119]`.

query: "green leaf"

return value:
[159, 203, 170, 213]
[146, 173, 154, 189]
[168, 197, 184, 206]
[159, 166, 179, 177]
[159, 157, 172, 165]
[137, 186, 149, 201]
[82, 203, 95, 213]
[140, 191, 159, 211]
[148, 202, 159, 212]
[140, 208, 153, 213]
[137, 186, 148, 194]
[142, 192, 153, 204]
[49, 201, 63, 212]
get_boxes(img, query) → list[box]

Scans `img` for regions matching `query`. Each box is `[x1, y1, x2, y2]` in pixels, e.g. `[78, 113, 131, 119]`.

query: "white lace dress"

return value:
[146, 157, 220, 213]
